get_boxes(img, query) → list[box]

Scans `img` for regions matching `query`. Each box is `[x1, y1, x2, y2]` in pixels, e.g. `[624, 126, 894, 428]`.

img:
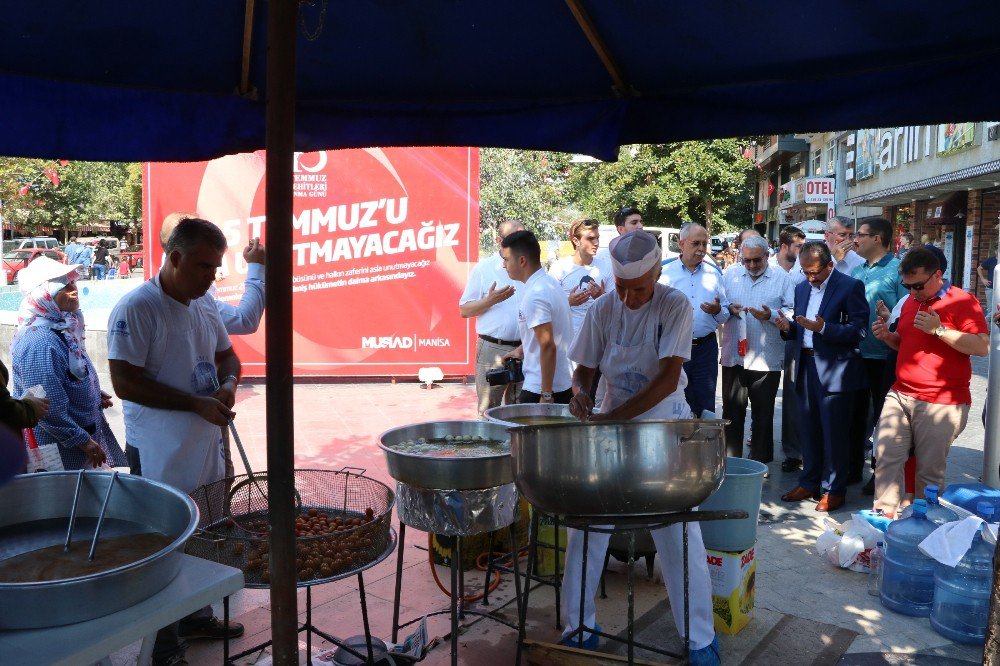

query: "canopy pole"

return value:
[239, 0, 257, 96]
[265, 0, 299, 664]
[986, 260, 1000, 489]
[563, 0, 633, 97]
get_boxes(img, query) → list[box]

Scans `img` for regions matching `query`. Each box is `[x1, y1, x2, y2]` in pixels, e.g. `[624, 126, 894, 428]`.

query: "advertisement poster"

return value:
[854, 129, 877, 181]
[143, 148, 479, 377]
[938, 122, 976, 154]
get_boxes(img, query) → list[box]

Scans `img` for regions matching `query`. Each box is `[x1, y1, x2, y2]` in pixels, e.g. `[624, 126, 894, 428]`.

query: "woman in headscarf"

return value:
[11, 257, 126, 470]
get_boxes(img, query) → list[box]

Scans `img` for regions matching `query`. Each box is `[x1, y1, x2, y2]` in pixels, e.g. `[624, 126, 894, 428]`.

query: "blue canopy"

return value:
[4, 1, 1000, 161]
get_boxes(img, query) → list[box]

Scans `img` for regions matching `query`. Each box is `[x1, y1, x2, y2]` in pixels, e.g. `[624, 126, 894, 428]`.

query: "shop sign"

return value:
[963, 226, 974, 291]
[780, 177, 835, 209]
[144, 147, 479, 377]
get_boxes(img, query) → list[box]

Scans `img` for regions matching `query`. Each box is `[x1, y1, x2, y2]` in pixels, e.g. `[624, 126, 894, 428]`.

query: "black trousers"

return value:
[847, 358, 893, 475]
[519, 387, 574, 404]
[721, 366, 781, 463]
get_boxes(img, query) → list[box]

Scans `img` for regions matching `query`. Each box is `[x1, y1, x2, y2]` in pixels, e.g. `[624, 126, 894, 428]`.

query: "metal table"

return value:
[0, 555, 244, 666]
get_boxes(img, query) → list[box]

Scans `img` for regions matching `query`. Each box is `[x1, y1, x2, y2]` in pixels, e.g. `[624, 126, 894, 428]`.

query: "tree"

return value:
[564, 140, 755, 233]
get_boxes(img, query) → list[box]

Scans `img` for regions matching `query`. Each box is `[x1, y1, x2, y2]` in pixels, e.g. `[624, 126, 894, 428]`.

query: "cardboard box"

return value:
[706, 543, 756, 635]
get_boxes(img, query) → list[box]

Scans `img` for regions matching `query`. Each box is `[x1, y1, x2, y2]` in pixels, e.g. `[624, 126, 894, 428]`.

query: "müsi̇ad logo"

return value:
[361, 336, 453, 350]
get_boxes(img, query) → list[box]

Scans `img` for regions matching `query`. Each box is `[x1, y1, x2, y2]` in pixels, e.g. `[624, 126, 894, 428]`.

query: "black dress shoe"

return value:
[781, 458, 802, 473]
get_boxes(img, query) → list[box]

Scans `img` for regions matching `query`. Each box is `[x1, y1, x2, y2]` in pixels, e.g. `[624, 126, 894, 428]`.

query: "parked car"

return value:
[2, 248, 68, 284]
[2, 237, 61, 254]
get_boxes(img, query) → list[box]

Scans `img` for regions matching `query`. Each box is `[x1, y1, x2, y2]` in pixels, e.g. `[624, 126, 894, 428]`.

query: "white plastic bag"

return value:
[816, 513, 885, 572]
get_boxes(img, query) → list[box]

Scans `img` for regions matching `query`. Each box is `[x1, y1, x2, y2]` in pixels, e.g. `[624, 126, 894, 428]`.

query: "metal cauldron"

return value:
[0, 471, 198, 629]
[510, 419, 727, 518]
[378, 420, 513, 490]
[483, 403, 578, 427]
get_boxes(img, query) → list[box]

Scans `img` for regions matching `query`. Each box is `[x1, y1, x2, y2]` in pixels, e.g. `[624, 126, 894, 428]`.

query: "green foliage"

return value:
[0, 158, 142, 236]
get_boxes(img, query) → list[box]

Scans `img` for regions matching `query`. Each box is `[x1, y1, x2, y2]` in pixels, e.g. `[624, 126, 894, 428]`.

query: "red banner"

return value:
[143, 147, 479, 377]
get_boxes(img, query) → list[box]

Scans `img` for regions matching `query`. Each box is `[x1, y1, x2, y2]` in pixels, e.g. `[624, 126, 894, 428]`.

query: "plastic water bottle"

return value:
[867, 542, 884, 596]
[929, 503, 996, 644]
[880, 499, 938, 616]
[899, 485, 959, 525]
[940, 483, 1000, 519]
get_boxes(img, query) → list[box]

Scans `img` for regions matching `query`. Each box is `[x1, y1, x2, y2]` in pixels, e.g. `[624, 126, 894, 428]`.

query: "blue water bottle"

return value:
[929, 503, 996, 644]
[899, 485, 959, 525]
[880, 499, 938, 616]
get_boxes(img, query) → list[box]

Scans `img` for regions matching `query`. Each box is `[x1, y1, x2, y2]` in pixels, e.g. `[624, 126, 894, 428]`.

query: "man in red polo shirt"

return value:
[871, 247, 988, 515]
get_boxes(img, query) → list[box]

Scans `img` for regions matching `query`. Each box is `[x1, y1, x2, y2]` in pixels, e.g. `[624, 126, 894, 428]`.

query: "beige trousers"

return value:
[475, 337, 521, 416]
[873, 389, 969, 514]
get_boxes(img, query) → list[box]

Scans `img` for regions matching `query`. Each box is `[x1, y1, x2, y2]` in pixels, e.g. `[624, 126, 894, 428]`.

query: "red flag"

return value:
[58, 160, 69, 166]
[767, 181, 775, 197]
[44, 167, 60, 187]
[18, 184, 30, 196]
[742, 146, 753, 160]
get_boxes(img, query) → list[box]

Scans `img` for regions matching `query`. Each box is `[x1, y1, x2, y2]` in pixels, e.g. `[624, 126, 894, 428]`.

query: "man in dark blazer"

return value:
[776, 241, 869, 512]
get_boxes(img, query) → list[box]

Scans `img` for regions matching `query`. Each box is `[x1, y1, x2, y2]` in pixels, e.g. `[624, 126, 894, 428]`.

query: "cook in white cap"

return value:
[560, 230, 720, 664]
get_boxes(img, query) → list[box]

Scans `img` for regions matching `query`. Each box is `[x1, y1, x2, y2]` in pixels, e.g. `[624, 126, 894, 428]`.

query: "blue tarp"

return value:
[3, 2, 1000, 161]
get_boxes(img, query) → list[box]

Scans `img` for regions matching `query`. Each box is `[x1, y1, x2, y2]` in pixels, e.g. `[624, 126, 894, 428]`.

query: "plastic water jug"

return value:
[880, 500, 937, 616]
[899, 485, 959, 525]
[940, 483, 1000, 519]
[929, 503, 996, 644]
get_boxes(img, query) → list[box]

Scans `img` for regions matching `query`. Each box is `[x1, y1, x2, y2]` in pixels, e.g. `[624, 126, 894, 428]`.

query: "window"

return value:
[811, 148, 822, 175]
[826, 139, 836, 174]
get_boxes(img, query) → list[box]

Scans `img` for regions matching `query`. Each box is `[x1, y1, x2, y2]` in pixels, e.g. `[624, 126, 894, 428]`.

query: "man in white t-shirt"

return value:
[548, 218, 607, 335]
[108, 217, 244, 661]
[459, 220, 525, 415]
[499, 230, 574, 403]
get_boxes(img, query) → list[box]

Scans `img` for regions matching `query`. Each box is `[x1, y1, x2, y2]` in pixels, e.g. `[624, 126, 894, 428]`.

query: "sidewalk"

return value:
[101, 358, 991, 665]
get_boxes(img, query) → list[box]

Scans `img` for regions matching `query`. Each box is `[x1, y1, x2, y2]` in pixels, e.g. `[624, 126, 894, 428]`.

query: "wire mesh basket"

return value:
[187, 468, 395, 588]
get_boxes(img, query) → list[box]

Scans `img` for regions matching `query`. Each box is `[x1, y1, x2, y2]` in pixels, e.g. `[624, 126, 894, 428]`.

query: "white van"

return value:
[3, 237, 60, 253]
[598, 225, 681, 262]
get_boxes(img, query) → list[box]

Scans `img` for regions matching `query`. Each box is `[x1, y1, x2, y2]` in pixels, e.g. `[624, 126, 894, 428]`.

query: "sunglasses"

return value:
[901, 278, 930, 291]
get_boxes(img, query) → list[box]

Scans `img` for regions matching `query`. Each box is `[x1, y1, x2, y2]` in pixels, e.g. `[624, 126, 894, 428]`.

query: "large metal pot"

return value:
[483, 403, 578, 427]
[0, 471, 198, 629]
[510, 419, 727, 518]
[379, 420, 512, 490]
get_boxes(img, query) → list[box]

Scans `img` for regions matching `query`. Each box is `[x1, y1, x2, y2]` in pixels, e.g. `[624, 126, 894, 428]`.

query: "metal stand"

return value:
[483, 509, 563, 628]
[391, 521, 524, 666]
[224, 528, 398, 666]
[515, 509, 747, 666]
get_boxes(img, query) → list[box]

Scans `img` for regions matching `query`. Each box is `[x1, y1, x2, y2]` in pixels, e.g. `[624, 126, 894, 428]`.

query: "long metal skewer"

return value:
[63, 469, 85, 552]
[88, 471, 119, 561]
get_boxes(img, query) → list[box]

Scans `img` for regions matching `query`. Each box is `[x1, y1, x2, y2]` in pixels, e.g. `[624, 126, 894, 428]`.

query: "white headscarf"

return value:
[13, 274, 89, 379]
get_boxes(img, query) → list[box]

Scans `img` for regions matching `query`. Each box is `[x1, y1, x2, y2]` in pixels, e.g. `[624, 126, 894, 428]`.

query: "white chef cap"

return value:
[609, 230, 660, 279]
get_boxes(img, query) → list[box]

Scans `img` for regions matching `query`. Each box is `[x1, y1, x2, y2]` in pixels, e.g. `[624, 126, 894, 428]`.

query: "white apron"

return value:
[560, 289, 715, 650]
[129, 292, 225, 494]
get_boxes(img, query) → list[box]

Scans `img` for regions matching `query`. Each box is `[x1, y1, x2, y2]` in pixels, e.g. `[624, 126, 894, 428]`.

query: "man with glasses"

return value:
[850, 218, 908, 494]
[660, 222, 729, 417]
[826, 216, 865, 275]
[770, 228, 807, 471]
[776, 242, 869, 512]
[871, 247, 988, 515]
[720, 236, 794, 464]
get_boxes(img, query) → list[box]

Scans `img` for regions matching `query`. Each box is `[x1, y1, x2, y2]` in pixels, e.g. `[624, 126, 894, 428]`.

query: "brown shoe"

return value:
[781, 486, 821, 502]
[816, 494, 845, 512]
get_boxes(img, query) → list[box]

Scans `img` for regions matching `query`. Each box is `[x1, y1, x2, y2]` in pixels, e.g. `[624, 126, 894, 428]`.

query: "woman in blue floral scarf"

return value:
[11, 257, 126, 470]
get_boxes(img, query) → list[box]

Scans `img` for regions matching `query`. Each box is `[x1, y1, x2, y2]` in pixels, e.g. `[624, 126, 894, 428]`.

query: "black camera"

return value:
[485, 358, 524, 386]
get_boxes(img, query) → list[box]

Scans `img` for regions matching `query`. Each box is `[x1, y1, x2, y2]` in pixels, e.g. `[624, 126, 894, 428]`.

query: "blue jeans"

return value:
[93, 264, 106, 280]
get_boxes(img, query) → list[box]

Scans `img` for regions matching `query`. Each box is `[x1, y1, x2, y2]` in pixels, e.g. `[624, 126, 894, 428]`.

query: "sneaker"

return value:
[689, 635, 720, 666]
[152, 654, 189, 666]
[559, 624, 602, 651]
[177, 616, 245, 640]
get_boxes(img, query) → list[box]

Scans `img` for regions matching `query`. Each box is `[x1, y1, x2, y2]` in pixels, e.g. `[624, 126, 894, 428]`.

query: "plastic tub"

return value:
[697, 457, 767, 552]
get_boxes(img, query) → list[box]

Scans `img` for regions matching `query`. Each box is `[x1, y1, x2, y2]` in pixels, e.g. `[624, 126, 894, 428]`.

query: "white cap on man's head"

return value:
[609, 230, 660, 279]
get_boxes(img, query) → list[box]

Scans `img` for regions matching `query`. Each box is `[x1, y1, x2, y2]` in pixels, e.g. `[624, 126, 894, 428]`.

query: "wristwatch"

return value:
[934, 325, 947, 337]
[541, 391, 553, 400]
[222, 374, 240, 387]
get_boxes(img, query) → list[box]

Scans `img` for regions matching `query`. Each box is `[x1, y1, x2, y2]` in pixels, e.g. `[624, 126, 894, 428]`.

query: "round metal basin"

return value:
[510, 419, 727, 518]
[0, 471, 198, 629]
[484, 403, 578, 427]
[379, 420, 513, 490]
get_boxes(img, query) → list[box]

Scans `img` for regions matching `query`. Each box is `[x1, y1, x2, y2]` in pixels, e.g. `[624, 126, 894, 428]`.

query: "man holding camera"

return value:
[459, 220, 525, 415]
[500, 230, 574, 404]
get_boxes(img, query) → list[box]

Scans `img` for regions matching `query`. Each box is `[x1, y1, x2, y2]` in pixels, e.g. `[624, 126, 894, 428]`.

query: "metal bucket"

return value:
[379, 420, 512, 490]
[483, 403, 577, 427]
[510, 419, 727, 518]
[0, 471, 198, 629]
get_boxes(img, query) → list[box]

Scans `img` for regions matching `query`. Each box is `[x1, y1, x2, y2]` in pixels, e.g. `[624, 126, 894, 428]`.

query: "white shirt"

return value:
[107, 277, 231, 493]
[518, 268, 574, 394]
[212, 262, 266, 335]
[459, 253, 520, 341]
[592, 248, 613, 285]
[659, 259, 730, 338]
[720, 265, 795, 370]
[769, 255, 806, 285]
[803, 273, 832, 348]
[548, 256, 608, 334]
[835, 249, 865, 275]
